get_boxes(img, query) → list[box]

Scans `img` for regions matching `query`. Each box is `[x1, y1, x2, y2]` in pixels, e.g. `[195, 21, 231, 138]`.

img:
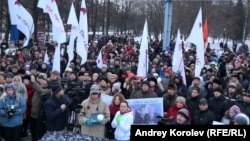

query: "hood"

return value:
[13, 75, 22, 85]
[121, 107, 133, 115]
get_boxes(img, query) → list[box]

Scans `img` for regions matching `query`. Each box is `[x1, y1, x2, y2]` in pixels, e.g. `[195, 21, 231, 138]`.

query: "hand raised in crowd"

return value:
[30, 75, 36, 82]
[60, 104, 67, 111]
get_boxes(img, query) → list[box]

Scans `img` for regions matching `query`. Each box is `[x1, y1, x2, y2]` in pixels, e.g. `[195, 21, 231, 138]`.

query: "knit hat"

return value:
[113, 82, 121, 90]
[176, 96, 186, 104]
[234, 113, 250, 125]
[199, 98, 208, 104]
[50, 83, 63, 95]
[229, 83, 237, 88]
[5, 84, 16, 94]
[229, 105, 241, 114]
[142, 80, 150, 86]
[90, 84, 100, 94]
[178, 108, 189, 119]
[5, 72, 14, 78]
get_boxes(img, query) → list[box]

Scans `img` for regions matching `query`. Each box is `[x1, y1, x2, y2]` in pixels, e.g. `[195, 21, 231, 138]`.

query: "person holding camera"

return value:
[0, 84, 26, 141]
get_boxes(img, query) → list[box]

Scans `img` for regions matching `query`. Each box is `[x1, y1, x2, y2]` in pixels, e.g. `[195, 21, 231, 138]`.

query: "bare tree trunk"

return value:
[106, 0, 110, 36]
[32, 0, 39, 41]
[242, 1, 249, 43]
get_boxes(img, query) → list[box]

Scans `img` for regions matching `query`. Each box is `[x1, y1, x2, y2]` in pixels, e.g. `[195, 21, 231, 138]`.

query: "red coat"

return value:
[164, 104, 192, 122]
[25, 84, 35, 117]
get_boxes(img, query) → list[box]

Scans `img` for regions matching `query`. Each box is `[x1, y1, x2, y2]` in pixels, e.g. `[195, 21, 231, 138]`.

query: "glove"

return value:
[85, 119, 92, 126]
[95, 119, 102, 124]
[116, 115, 122, 124]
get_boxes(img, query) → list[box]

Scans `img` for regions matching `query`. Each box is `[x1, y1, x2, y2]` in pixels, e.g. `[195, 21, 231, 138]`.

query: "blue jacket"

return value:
[44, 95, 71, 131]
[0, 95, 26, 127]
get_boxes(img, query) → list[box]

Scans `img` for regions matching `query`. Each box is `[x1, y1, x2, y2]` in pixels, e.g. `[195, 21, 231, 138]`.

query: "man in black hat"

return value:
[236, 92, 250, 118]
[192, 98, 215, 125]
[44, 83, 72, 132]
[163, 83, 178, 112]
[208, 87, 229, 122]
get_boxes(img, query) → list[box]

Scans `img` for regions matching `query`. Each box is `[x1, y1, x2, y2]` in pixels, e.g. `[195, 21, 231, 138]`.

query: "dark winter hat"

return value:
[142, 80, 150, 86]
[22, 75, 31, 81]
[212, 79, 221, 85]
[5, 72, 14, 78]
[213, 87, 224, 94]
[192, 86, 200, 93]
[199, 98, 208, 104]
[90, 84, 100, 94]
[168, 83, 177, 90]
[178, 108, 189, 119]
[50, 83, 63, 95]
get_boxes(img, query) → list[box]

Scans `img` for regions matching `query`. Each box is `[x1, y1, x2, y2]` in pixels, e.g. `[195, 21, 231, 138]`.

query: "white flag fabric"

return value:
[38, 0, 66, 43]
[187, 8, 205, 77]
[43, 50, 50, 65]
[172, 29, 186, 85]
[137, 19, 149, 78]
[52, 43, 61, 74]
[66, 3, 79, 69]
[96, 49, 103, 69]
[76, 0, 89, 65]
[8, 0, 34, 47]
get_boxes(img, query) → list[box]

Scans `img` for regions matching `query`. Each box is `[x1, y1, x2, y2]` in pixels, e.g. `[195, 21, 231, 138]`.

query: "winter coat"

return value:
[192, 109, 216, 125]
[78, 95, 110, 138]
[44, 95, 72, 131]
[111, 109, 133, 141]
[30, 81, 51, 119]
[208, 95, 229, 121]
[0, 95, 26, 127]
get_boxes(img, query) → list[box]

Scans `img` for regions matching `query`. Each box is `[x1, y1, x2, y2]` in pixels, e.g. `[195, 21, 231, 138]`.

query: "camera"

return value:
[6, 105, 16, 119]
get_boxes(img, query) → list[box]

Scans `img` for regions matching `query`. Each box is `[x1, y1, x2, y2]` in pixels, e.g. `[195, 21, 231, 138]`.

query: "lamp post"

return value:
[162, 0, 172, 51]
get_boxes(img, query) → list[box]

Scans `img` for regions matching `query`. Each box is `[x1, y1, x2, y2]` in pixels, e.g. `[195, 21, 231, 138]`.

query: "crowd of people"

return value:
[0, 35, 249, 141]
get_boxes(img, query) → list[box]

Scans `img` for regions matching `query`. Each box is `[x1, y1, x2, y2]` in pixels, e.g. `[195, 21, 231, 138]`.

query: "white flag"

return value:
[76, 0, 89, 65]
[66, 3, 79, 69]
[8, 0, 34, 47]
[172, 29, 186, 85]
[137, 19, 149, 78]
[96, 49, 103, 69]
[187, 8, 205, 77]
[38, 0, 66, 43]
[43, 50, 50, 65]
[52, 43, 61, 74]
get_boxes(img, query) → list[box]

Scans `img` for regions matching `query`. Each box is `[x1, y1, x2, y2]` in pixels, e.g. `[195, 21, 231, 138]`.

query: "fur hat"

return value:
[176, 96, 186, 104]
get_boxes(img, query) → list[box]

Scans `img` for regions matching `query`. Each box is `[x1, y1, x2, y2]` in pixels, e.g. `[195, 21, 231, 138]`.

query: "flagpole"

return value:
[162, 0, 172, 51]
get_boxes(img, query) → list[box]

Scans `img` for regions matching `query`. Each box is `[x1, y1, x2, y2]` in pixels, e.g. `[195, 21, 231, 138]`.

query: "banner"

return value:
[100, 95, 164, 125]
[128, 98, 163, 125]
[101, 94, 113, 105]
